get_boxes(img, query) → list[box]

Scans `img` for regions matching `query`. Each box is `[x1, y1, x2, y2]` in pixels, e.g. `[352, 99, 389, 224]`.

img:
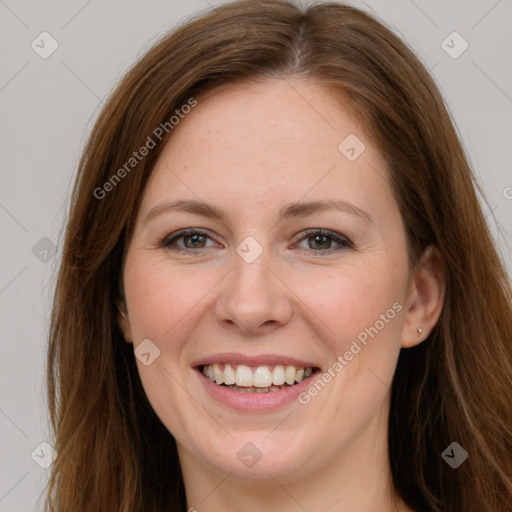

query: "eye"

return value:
[161, 228, 353, 255]
[292, 229, 353, 254]
[161, 229, 220, 253]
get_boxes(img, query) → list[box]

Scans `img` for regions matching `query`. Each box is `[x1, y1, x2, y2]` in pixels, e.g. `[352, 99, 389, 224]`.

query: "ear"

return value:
[117, 299, 133, 343]
[402, 245, 446, 348]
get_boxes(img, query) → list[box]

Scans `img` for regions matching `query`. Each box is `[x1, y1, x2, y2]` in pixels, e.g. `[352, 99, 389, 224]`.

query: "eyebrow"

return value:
[144, 198, 373, 224]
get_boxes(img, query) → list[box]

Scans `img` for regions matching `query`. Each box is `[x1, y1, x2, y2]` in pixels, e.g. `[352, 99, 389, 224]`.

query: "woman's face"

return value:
[120, 78, 417, 483]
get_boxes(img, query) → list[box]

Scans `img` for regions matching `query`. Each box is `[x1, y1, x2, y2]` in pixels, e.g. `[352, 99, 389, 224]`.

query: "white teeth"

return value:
[223, 363, 236, 385]
[235, 365, 253, 387]
[253, 366, 273, 387]
[285, 365, 296, 385]
[201, 362, 314, 388]
[272, 365, 286, 385]
[213, 363, 223, 384]
[225, 385, 281, 393]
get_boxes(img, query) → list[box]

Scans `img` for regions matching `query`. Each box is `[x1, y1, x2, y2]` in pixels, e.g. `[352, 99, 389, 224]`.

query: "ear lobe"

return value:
[117, 299, 133, 343]
[401, 245, 446, 348]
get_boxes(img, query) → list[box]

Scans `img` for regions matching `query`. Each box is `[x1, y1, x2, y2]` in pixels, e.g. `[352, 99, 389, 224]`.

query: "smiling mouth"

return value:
[200, 363, 318, 393]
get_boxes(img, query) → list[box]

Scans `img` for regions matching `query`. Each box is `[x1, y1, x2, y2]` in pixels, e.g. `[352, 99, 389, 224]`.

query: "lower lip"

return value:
[195, 368, 318, 412]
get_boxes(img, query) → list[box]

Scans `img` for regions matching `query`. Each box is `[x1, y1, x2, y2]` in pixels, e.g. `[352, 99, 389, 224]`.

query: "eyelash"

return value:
[161, 228, 353, 255]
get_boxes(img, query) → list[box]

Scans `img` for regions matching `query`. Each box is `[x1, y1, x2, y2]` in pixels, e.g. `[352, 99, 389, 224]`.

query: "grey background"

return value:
[1, 0, 511, 510]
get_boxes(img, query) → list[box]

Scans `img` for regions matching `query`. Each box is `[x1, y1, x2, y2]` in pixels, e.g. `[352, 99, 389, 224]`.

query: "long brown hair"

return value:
[46, 1, 512, 510]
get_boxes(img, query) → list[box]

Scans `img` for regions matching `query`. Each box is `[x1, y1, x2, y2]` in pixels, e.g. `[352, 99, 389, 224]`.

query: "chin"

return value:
[188, 427, 317, 481]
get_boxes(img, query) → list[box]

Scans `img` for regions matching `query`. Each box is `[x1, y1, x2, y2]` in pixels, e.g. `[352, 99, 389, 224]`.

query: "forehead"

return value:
[139, 78, 393, 223]
[170, 78, 364, 162]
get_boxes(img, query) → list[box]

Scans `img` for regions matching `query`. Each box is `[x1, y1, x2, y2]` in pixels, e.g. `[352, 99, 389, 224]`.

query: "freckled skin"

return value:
[119, 79, 443, 512]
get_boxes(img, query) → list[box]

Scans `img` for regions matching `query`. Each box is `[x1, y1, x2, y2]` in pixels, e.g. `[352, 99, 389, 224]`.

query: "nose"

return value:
[214, 249, 293, 336]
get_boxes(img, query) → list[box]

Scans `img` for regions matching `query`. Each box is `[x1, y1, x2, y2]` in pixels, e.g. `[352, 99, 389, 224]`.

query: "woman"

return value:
[45, 1, 512, 511]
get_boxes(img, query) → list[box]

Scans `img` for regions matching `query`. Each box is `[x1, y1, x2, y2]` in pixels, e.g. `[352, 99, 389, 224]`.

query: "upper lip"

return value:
[191, 352, 320, 369]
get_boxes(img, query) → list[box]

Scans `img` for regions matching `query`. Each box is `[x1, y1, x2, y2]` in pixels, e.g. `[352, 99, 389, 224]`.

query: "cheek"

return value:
[293, 254, 407, 425]
[300, 257, 405, 351]
[294, 258, 405, 417]
[122, 256, 224, 439]
[123, 256, 223, 343]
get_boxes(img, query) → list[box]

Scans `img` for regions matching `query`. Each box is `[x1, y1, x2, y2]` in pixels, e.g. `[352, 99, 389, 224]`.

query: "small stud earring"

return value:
[417, 328, 423, 336]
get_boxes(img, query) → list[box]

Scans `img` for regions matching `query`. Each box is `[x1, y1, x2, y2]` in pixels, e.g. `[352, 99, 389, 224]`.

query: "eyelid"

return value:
[161, 228, 219, 251]
[291, 228, 353, 252]
[161, 227, 354, 254]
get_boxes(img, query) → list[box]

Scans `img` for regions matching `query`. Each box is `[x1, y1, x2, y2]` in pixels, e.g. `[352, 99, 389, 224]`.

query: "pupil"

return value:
[311, 234, 330, 250]
[185, 234, 205, 248]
